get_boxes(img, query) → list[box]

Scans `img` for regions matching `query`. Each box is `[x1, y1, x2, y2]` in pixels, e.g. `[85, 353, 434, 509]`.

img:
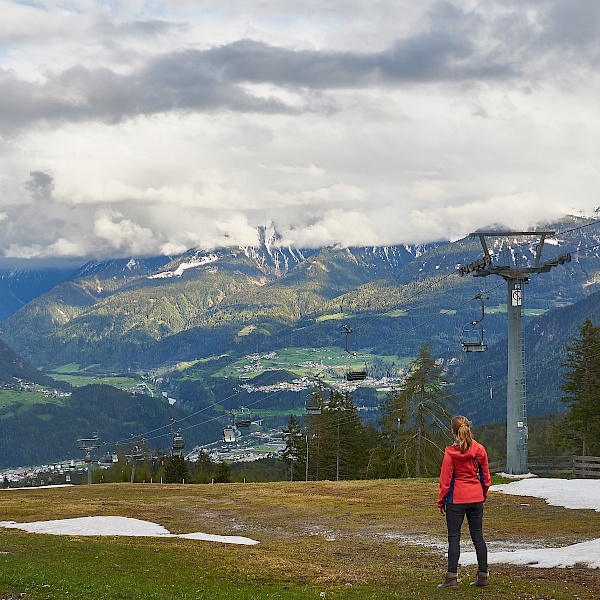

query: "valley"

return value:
[0, 216, 600, 468]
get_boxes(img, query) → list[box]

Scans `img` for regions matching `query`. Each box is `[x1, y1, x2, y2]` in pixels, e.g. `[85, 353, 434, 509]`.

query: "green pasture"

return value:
[51, 363, 83, 374]
[0, 389, 67, 417]
[315, 312, 347, 322]
[173, 354, 230, 372]
[381, 309, 409, 317]
[48, 363, 161, 394]
[0, 480, 599, 599]
[485, 304, 548, 317]
[314, 307, 409, 320]
[250, 408, 306, 419]
[48, 372, 158, 394]
[212, 347, 405, 380]
[237, 325, 258, 336]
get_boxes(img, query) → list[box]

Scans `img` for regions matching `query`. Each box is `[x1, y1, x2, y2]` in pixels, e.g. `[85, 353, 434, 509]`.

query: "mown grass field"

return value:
[1, 479, 599, 599]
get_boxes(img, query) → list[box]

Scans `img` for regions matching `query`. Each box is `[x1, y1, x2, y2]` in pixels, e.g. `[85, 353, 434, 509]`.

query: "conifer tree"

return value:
[560, 319, 600, 456]
[368, 388, 410, 478]
[302, 384, 328, 480]
[303, 390, 371, 480]
[164, 455, 188, 483]
[281, 414, 304, 481]
[374, 344, 456, 477]
[214, 460, 231, 483]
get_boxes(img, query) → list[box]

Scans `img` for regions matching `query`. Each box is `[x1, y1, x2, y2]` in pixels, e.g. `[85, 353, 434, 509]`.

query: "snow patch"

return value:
[148, 254, 220, 279]
[460, 478, 600, 569]
[462, 539, 600, 569]
[0, 516, 259, 545]
[490, 478, 600, 512]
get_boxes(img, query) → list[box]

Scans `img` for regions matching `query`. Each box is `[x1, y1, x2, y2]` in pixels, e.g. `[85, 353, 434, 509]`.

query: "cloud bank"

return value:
[1, 1, 599, 258]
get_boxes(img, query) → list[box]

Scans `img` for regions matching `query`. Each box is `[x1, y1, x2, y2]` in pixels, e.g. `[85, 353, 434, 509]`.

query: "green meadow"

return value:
[1, 480, 599, 599]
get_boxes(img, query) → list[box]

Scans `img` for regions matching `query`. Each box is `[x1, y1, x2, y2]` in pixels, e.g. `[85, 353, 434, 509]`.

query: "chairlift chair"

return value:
[460, 323, 488, 352]
[305, 395, 322, 415]
[131, 445, 144, 461]
[341, 325, 369, 381]
[460, 292, 488, 353]
[98, 452, 114, 467]
[234, 407, 252, 428]
[345, 368, 368, 381]
[171, 431, 185, 456]
[222, 426, 238, 443]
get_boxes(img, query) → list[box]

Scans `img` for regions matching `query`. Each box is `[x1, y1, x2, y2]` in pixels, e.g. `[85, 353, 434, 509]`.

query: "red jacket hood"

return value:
[445, 440, 484, 461]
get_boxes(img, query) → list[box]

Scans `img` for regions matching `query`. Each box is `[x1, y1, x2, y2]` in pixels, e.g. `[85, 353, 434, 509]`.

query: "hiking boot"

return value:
[438, 572, 458, 589]
[470, 571, 489, 587]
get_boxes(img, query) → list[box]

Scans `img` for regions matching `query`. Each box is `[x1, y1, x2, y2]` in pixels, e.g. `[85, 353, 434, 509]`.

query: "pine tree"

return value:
[560, 319, 600, 456]
[281, 414, 304, 481]
[302, 385, 328, 480]
[164, 455, 188, 483]
[188, 449, 218, 483]
[375, 344, 456, 477]
[368, 388, 410, 478]
[304, 390, 371, 481]
[214, 461, 231, 483]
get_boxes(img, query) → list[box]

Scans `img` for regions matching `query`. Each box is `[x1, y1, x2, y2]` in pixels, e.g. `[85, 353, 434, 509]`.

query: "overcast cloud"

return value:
[0, 0, 599, 259]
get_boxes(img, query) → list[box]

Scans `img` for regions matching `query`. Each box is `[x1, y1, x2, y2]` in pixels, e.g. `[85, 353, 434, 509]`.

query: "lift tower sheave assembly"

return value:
[460, 231, 571, 475]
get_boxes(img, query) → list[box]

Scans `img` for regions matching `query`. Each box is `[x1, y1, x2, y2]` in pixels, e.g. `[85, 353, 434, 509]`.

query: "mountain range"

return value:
[1, 215, 600, 467]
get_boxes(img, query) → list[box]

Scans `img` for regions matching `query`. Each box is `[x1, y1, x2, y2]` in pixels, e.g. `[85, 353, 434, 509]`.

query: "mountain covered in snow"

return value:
[0, 231, 441, 369]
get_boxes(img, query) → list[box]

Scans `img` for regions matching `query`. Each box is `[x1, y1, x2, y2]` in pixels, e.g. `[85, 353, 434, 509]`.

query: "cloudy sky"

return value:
[1, 0, 599, 259]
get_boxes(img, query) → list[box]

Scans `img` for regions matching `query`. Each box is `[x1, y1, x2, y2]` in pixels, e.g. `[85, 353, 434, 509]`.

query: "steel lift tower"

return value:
[459, 231, 571, 475]
[77, 433, 101, 485]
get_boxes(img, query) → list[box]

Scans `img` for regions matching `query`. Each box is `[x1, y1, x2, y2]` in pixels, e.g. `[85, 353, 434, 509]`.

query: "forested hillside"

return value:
[0, 384, 192, 468]
[0, 338, 68, 390]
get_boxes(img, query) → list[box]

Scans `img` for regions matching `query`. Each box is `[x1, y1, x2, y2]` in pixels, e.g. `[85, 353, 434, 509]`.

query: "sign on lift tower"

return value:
[459, 231, 571, 475]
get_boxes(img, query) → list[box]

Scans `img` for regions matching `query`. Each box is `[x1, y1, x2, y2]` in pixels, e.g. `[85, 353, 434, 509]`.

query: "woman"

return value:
[437, 416, 491, 589]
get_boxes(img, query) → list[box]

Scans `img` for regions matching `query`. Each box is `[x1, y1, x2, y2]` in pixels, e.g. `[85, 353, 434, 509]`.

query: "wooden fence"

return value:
[488, 455, 600, 479]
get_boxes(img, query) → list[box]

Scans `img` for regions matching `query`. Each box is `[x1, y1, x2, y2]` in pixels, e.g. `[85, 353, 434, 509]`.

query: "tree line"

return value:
[282, 344, 458, 481]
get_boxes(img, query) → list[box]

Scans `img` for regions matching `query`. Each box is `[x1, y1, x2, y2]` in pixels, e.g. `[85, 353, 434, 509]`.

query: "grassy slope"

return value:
[0, 480, 599, 599]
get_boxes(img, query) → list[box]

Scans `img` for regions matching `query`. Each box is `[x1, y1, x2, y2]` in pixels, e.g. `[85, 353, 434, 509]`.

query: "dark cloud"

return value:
[1, 2, 599, 136]
[204, 35, 512, 88]
[25, 171, 55, 203]
[96, 18, 190, 39]
[0, 55, 299, 134]
[0, 35, 513, 133]
[5, 0, 600, 135]
[538, 0, 600, 57]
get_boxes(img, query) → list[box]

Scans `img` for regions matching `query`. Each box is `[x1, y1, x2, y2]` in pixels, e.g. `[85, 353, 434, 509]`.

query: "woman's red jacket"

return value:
[437, 440, 492, 508]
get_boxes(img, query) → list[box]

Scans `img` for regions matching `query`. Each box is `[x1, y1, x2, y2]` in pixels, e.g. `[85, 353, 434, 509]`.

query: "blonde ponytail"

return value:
[451, 416, 473, 453]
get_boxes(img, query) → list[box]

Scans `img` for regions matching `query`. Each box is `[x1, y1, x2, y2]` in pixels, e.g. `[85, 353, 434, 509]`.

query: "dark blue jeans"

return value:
[445, 502, 488, 573]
